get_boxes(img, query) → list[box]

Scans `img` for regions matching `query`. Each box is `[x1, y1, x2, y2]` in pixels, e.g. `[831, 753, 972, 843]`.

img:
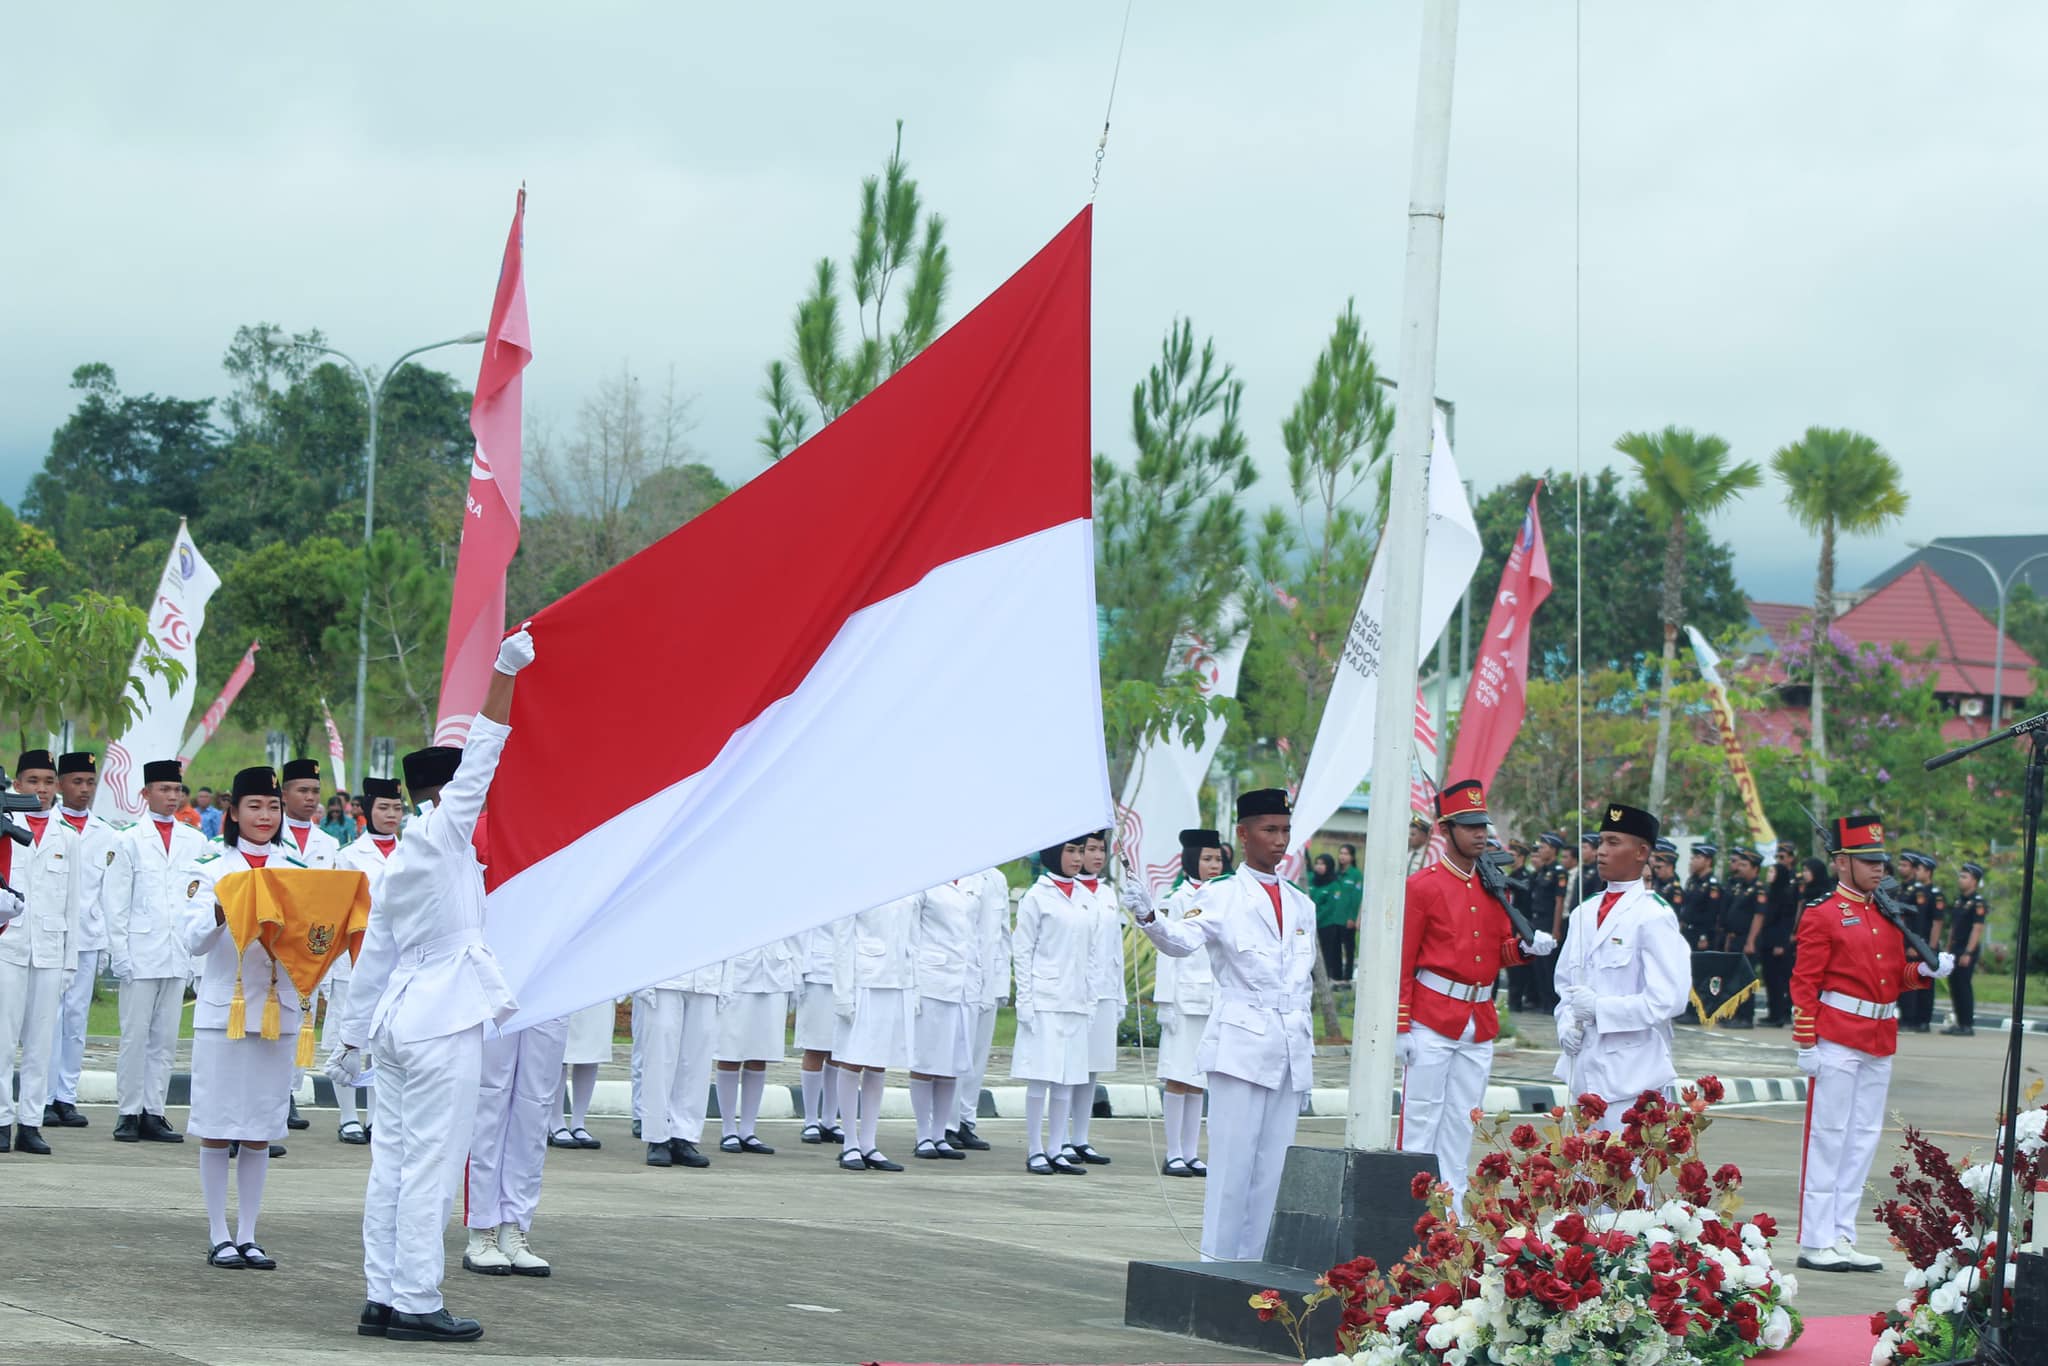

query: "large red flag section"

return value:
[1447, 484, 1551, 794]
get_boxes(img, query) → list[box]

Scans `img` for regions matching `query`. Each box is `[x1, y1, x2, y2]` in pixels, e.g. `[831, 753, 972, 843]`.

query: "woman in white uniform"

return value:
[794, 925, 843, 1145]
[551, 1000, 613, 1150]
[1009, 838, 1098, 1176]
[1156, 828, 1221, 1177]
[181, 766, 308, 1270]
[1068, 830, 1120, 1166]
[327, 776, 406, 1145]
[714, 937, 798, 1154]
[908, 879, 980, 1161]
[832, 893, 921, 1172]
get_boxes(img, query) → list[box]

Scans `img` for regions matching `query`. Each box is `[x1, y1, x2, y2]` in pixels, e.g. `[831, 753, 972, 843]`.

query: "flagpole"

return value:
[1347, 0, 1462, 1152]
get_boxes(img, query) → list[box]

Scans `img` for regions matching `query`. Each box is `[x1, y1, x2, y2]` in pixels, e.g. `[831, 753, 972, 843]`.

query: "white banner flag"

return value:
[1114, 608, 1248, 898]
[94, 522, 221, 822]
[1289, 412, 1481, 852]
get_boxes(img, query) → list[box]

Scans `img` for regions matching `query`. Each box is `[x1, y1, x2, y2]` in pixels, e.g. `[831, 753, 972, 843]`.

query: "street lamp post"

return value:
[1913, 541, 2048, 730]
[284, 331, 484, 776]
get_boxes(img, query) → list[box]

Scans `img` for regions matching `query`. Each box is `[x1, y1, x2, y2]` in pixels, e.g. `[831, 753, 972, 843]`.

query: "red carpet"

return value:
[1774, 1313, 1876, 1363]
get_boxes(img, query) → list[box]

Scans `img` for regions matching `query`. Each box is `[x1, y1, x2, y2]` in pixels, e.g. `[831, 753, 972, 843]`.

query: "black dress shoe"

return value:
[113, 1113, 143, 1143]
[631, 1118, 641, 1138]
[0, 1127, 10, 1153]
[862, 1149, 904, 1172]
[237, 1242, 277, 1270]
[645, 1141, 673, 1167]
[819, 1123, 846, 1145]
[357, 1301, 393, 1337]
[15, 1125, 51, 1155]
[1942, 1025, 1976, 1037]
[1065, 1142, 1112, 1165]
[839, 1148, 869, 1171]
[387, 1308, 483, 1343]
[287, 1097, 309, 1130]
[268, 1143, 287, 1158]
[142, 1113, 184, 1143]
[949, 1122, 992, 1151]
[800, 1123, 827, 1144]
[47, 1100, 88, 1128]
[669, 1138, 710, 1168]
[207, 1240, 246, 1269]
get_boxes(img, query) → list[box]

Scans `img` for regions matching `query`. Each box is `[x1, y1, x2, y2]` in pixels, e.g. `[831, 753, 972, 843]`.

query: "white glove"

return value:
[325, 1045, 366, 1087]
[0, 886, 22, 925]
[1015, 1003, 1037, 1030]
[1157, 1003, 1180, 1032]
[492, 625, 536, 676]
[1563, 985, 1598, 1024]
[835, 995, 855, 1022]
[1556, 1019, 1585, 1055]
[1119, 877, 1154, 922]
[112, 959, 134, 985]
[1396, 1032, 1417, 1067]
[96, 949, 111, 973]
[1522, 931, 1556, 958]
[1920, 952, 1956, 980]
[1796, 1047, 1819, 1076]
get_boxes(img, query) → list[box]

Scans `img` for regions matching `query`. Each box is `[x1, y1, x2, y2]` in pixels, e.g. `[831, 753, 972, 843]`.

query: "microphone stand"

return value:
[1923, 706, 2048, 1364]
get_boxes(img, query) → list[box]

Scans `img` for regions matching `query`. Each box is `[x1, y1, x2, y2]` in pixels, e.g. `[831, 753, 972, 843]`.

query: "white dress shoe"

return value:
[462, 1226, 511, 1275]
[1833, 1238, 1883, 1271]
[498, 1222, 551, 1277]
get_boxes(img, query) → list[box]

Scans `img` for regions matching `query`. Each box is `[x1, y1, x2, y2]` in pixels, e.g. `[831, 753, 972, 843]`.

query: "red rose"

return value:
[1648, 1242, 1677, 1275]
[1735, 1316, 1760, 1343]
[1478, 1152, 1513, 1182]
[1698, 1075, 1726, 1103]
[1510, 1122, 1541, 1151]
[1422, 1283, 1460, 1310]
[1678, 1160, 1711, 1196]
[1558, 1246, 1596, 1284]
[1869, 1312, 1891, 1334]
[1427, 1230, 1460, 1260]
[1553, 1213, 1588, 1245]
[1503, 1269, 1530, 1299]
[1751, 1212, 1778, 1238]
[1410, 1171, 1435, 1200]
[1714, 1162, 1743, 1190]
[1657, 1301, 1691, 1335]
[1577, 1092, 1608, 1122]
[1666, 1125, 1694, 1155]
[1898, 1344, 1921, 1359]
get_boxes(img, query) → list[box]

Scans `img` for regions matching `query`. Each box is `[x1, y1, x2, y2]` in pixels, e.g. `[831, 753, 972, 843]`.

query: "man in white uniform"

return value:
[637, 962, 725, 1168]
[948, 867, 1009, 1152]
[1127, 788, 1317, 1262]
[106, 758, 206, 1143]
[279, 758, 341, 1133]
[1, 750, 83, 1155]
[328, 776, 405, 1144]
[329, 627, 533, 1343]
[45, 751, 115, 1132]
[1551, 802, 1691, 1107]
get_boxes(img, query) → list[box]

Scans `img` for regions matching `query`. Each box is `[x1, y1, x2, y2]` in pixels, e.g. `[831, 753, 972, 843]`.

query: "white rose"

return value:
[1761, 1306, 1793, 1351]
[1929, 1283, 1962, 1316]
[1741, 1223, 1767, 1249]
[1386, 1302, 1428, 1333]
[1780, 1272, 1798, 1298]
[1903, 1267, 1926, 1291]
[1739, 1262, 1770, 1289]
[1426, 1321, 1458, 1350]
[1303, 1357, 1354, 1366]
[1955, 1265, 1982, 1295]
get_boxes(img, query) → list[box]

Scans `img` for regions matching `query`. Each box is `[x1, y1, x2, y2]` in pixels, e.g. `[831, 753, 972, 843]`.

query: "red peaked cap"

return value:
[1436, 779, 1490, 827]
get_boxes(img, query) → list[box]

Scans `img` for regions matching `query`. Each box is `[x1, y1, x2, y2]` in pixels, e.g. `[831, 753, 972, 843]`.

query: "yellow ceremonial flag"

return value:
[1685, 625, 1776, 847]
[216, 868, 371, 1065]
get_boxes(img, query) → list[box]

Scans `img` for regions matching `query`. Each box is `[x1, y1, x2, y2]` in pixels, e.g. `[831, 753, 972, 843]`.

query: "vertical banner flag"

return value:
[1412, 687, 1446, 869]
[1114, 606, 1248, 899]
[320, 698, 348, 793]
[1447, 484, 1552, 792]
[1686, 625, 1776, 846]
[180, 641, 259, 764]
[95, 522, 221, 821]
[481, 209, 1104, 1027]
[435, 187, 531, 746]
[1289, 412, 1481, 853]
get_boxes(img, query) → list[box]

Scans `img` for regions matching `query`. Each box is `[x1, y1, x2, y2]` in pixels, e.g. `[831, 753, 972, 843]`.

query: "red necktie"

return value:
[1079, 878, 1099, 894]
[244, 852, 269, 869]
[373, 837, 396, 856]
[1596, 889, 1624, 928]
[26, 814, 48, 846]
[61, 812, 87, 834]
[291, 825, 310, 854]
[1260, 879, 1284, 933]
[156, 820, 174, 853]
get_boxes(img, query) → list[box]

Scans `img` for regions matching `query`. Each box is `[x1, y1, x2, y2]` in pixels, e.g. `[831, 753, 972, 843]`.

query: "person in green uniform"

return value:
[1310, 855, 1349, 984]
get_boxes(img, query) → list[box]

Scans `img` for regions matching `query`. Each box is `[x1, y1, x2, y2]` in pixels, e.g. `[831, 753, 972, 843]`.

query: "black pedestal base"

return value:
[1125, 1259, 1324, 1358]
[2011, 1251, 2048, 1344]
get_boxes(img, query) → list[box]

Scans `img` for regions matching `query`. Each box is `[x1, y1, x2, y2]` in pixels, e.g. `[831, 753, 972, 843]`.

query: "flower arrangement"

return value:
[1255, 1078, 1800, 1366]
[1866, 1100, 2046, 1364]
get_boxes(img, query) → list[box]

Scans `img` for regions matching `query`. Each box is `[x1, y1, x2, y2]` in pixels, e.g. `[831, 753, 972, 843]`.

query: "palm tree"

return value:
[1615, 426, 1762, 812]
[1771, 427, 1910, 831]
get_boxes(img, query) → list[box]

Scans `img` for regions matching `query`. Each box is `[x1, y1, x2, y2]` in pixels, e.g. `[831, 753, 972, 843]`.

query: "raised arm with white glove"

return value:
[1522, 931, 1557, 957]
[1918, 952, 1956, 980]
[0, 884, 21, 926]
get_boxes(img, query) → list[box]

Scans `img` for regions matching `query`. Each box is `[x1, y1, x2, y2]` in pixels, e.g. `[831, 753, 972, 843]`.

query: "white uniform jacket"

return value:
[329, 834, 398, 990]
[0, 817, 84, 969]
[282, 819, 342, 869]
[833, 893, 922, 1010]
[971, 869, 1012, 1006]
[106, 818, 209, 981]
[1010, 876, 1098, 1017]
[725, 938, 800, 994]
[915, 880, 983, 1006]
[1139, 866, 1317, 1090]
[181, 844, 313, 1033]
[647, 959, 730, 998]
[1550, 878, 1690, 1101]
[1154, 878, 1218, 1016]
[58, 809, 119, 954]
[337, 715, 519, 1049]
[798, 924, 837, 985]
[1081, 878, 1127, 1009]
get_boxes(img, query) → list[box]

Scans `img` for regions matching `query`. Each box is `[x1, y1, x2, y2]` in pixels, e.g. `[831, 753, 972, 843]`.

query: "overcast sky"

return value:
[5, 4, 2043, 606]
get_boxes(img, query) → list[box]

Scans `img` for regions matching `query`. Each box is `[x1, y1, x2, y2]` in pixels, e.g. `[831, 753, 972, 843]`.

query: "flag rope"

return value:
[1089, 0, 1137, 202]
[1572, 0, 1586, 855]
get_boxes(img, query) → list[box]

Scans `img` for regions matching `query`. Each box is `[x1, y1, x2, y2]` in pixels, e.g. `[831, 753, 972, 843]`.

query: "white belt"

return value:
[1820, 990, 1895, 1021]
[1417, 969, 1493, 1004]
[401, 927, 483, 968]
[1218, 987, 1308, 1013]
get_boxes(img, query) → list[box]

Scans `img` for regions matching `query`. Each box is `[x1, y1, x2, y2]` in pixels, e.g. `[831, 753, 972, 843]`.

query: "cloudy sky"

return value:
[5, 3, 2043, 605]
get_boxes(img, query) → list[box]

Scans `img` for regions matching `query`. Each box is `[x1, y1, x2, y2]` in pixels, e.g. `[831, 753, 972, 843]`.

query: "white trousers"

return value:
[637, 989, 717, 1144]
[117, 976, 185, 1115]
[1202, 1072, 1303, 1262]
[957, 1001, 997, 1126]
[0, 960, 66, 1128]
[1799, 1038, 1893, 1250]
[466, 1015, 569, 1232]
[363, 1022, 483, 1316]
[49, 949, 98, 1104]
[1399, 1020, 1491, 1202]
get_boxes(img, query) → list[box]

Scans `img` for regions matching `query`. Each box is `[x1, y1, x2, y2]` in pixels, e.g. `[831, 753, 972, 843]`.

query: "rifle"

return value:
[1475, 850, 1539, 943]
[1795, 804, 1943, 967]
[0, 765, 40, 896]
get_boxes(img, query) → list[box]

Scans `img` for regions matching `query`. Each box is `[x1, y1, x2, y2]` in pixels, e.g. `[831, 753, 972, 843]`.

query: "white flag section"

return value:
[94, 522, 221, 822]
[1288, 412, 1481, 853]
[1113, 610, 1248, 899]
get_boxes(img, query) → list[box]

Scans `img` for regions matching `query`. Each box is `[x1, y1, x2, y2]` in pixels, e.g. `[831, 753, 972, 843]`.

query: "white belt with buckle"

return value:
[1820, 990, 1896, 1021]
[1417, 969, 1492, 1004]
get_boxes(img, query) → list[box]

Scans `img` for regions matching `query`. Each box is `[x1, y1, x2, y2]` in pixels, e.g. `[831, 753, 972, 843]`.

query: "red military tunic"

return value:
[1398, 859, 1527, 1043]
[1790, 884, 1926, 1057]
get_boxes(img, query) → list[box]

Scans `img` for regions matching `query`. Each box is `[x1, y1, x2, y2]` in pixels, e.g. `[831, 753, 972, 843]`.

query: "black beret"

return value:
[280, 758, 323, 784]
[141, 760, 184, 785]
[230, 766, 281, 801]
[1599, 802, 1660, 846]
[361, 776, 402, 802]
[1236, 788, 1291, 821]
[402, 746, 462, 793]
[14, 750, 55, 776]
[57, 751, 97, 776]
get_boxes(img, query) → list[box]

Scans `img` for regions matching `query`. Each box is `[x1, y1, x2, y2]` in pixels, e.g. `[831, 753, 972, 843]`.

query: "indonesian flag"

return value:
[96, 522, 222, 821]
[320, 697, 348, 794]
[435, 188, 531, 747]
[482, 208, 1105, 1027]
[1447, 484, 1550, 793]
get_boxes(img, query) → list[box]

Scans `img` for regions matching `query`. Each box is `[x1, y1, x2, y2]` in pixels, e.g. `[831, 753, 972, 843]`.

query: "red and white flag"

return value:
[179, 641, 259, 764]
[1447, 485, 1550, 793]
[320, 697, 348, 793]
[435, 188, 531, 746]
[482, 209, 1105, 1027]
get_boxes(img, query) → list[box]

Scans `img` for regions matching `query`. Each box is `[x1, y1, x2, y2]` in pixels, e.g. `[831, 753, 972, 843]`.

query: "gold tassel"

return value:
[295, 997, 317, 1068]
[1689, 979, 1763, 1031]
[259, 961, 282, 1042]
[226, 962, 247, 1040]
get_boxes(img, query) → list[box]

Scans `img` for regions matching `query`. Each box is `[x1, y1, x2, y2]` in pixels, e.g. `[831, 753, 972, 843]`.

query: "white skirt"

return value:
[1088, 998, 1122, 1073]
[715, 990, 790, 1062]
[563, 1001, 616, 1065]
[188, 1027, 296, 1142]
[910, 997, 973, 1077]
[832, 986, 913, 1070]
[794, 981, 838, 1052]
[1010, 1008, 1094, 1087]
[1155, 1009, 1211, 1088]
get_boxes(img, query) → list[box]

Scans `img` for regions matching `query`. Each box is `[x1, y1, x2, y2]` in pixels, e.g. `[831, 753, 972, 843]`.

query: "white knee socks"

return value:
[201, 1146, 231, 1245]
[909, 1077, 936, 1143]
[738, 1068, 765, 1137]
[931, 1077, 958, 1140]
[1163, 1091, 1188, 1163]
[858, 1069, 885, 1153]
[1181, 1089, 1204, 1160]
[234, 1145, 268, 1245]
[1048, 1086, 1073, 1157]
[336, 1083, 359, 1128]
[569, 1063, 598, 1130]
[1068, 1080, 1095, 1147]
[834, 1068, 863, 1151]
[1025, 1080, 1049, 1154]
[715, 1069, 741, 1138]
[801, 1067, 825, 1126]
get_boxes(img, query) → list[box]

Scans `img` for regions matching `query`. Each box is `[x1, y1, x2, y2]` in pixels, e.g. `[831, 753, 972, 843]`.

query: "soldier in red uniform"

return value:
[1397, 779, 1555, 1204]
[1791, 813, 1954, 1273]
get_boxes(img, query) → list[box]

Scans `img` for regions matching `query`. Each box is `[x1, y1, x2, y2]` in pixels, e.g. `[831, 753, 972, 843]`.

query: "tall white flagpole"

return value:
[1347, 0, 1462, 1151]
